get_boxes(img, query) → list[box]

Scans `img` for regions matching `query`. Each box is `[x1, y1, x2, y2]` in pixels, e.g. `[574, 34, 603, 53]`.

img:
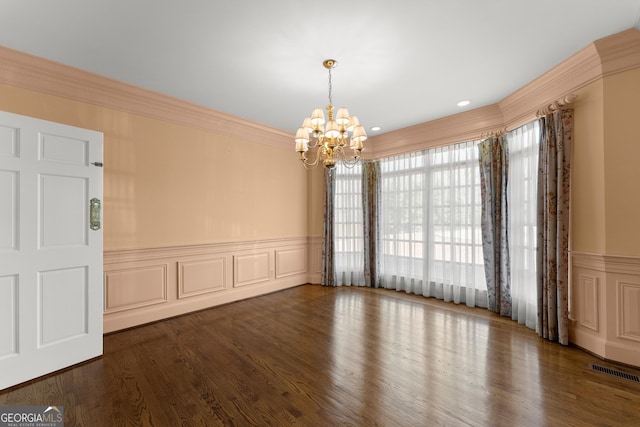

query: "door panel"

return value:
[0, 170, 18, 250]
[39, 266, 88, 345]
[40, 174, 88, 248]
[0, 275, 17, 358]
[39, 133, 88, 166]
[0, 111, 103, 390]
[0, 124, 18, 156]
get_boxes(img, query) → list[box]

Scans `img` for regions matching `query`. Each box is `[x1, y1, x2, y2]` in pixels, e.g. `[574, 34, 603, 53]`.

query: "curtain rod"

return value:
[479, 93, 577, 141]
[536, 93, 577, 117]
[480, 127, 507, 140]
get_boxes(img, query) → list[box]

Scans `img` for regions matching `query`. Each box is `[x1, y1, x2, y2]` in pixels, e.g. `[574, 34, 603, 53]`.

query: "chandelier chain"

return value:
[327, 67, 333, 106]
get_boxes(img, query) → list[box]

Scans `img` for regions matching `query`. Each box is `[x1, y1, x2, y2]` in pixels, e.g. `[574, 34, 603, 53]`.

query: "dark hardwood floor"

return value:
[2, 284, 640, 426]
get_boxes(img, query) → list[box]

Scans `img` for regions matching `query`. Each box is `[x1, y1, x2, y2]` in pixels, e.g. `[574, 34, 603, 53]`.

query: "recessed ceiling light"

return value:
[457, 100, 471, 107]
[370, 126, 381, 132]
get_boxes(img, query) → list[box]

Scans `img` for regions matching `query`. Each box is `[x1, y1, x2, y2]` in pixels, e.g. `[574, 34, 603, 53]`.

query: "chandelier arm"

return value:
[300, 142, 323, 168]
[339, 154, 362, 169]
[307, 136, 320, 150]
[333, 144, 363, 169]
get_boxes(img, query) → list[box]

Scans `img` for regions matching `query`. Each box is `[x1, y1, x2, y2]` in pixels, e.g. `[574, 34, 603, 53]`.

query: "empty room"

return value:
[1, 1, 640, 426]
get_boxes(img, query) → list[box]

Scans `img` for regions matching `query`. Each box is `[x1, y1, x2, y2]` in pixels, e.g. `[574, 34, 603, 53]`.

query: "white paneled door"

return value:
[0, 111, 103, 390]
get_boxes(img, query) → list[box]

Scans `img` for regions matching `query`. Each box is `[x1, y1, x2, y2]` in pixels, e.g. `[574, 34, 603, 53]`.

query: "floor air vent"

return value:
[590, 364, 640, 383]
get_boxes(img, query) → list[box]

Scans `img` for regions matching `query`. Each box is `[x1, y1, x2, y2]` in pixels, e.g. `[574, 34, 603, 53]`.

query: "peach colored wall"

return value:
[571, 80, 606, 254]
[603, 68, 640, 256]
[571, 67, 640, 257]
[0, 83, 309, 251]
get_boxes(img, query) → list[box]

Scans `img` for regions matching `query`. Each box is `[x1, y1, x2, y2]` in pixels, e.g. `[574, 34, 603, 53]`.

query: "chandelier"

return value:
[295, 59, 367, 169]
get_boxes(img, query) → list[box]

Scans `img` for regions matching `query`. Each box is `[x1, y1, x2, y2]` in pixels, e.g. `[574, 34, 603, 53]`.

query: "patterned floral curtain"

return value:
[537, 109, 573, 345]
[362, 161, 380, 287]
[478, 136, 512, 316]
[321, 168, 336, 287]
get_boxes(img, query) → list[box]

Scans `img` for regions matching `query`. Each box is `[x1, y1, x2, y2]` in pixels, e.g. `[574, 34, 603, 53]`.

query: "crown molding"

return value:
[369, 28, 640, 158]
[595, 28, 640, 77]
[367, 104, 504, 158]
[499, 43, 602, 129]
[501, 28, 640, 129]
[2, 28, 640, 157]
[0, 45, 292, 150]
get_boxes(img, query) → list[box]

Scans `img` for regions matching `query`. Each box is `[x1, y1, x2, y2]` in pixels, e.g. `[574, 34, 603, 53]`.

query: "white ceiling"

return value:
[1, 1, 640, 135]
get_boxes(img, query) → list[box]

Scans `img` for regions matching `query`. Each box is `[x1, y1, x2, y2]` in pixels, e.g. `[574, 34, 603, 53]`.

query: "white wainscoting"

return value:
[178, 257, 227, 298]
[234, 251, 271, 287]
[570, 252, 640, 367]
[104, 265, 168, 314]
[275, 247, 307, 279]
[103, 237, 321, 333]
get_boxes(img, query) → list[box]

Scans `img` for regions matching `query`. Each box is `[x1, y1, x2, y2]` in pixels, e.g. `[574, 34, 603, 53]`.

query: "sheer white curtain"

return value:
[378, 142, 487, 307]
[507, 121, 540, 329]
[378, 152, 426, 291]
[333, 163, 365, 286]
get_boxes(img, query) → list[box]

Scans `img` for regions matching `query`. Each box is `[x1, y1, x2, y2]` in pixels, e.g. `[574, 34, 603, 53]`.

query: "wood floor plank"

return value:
[1, 284, 639, 426]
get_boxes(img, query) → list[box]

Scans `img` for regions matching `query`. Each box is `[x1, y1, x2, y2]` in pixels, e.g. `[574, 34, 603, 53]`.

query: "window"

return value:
[333, 163, 365, 286]
[379, 152, 426, 279]
[378, 141, 486, 306]
[330, 121, 540, 318]
[427, 143, 484, 289]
